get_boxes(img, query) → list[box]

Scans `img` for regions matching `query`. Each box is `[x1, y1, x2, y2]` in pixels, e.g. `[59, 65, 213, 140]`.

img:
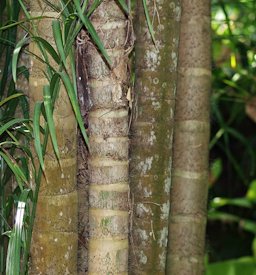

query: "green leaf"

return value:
[69, 46, 77, 95]
[210, 197, 252, 209]
[0, 93, 24, 107]
[206, 257, 256, 275]
[59, 72, 89, 146]
[33, 102, 45, 171]
[240, 219, 256, 234]
[0, 151, 27, 190]
[87, 0, 103, 17]
[0, 118, 29, 136]
[32, 36, 61, 64]
[142, 0, 157, 46]
[6, 189, 31, 275]
[43, 0, 61, 13]
[223, 79, 248, 96]
[116, 0, 129, 15]
[17, 0, 31, 20]
[49, 73, 61, 104]
[81, 0, 89, 13]
[12, 36, 29, 83]
[43, 85, 60, 161]
[208, 211, 256, 234]
[52, 20, 66, 65]
[63, 15, 76, 43]
[0, 16, 51, 31]
[64, 18, 82, 56]
[247, 180, 256, 200]
[60, 0, 74, 16]
[210, 158, 222, 183]
[208, 210, 240, 223]
[74, 0, 111, 65]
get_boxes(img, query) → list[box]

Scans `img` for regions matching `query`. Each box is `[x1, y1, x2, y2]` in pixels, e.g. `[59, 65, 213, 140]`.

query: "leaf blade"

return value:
[12, 36, 29, 83]
[142, 0, 157, 46]
[59, 72, 89, 146]
[74, 0, 111, 65]
[52, 20, 66, 65]
[33, 102, 45, 171]
[43, 85, 60, 161]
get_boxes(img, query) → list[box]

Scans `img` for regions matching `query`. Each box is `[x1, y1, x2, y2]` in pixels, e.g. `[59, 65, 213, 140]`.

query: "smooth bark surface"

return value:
[129, 1, 180, 274]
[82, 1, 131, 273]
[29, 1, 78, 273]
[166, 0, 211, 274]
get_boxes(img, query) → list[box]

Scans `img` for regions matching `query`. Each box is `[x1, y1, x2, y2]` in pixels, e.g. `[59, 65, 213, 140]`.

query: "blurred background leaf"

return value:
[207, 0, 256, 269]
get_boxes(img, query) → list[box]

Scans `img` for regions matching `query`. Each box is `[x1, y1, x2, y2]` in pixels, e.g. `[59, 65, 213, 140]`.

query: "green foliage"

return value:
[208, 178, 256, 235]
[6, 189, 32, 275]
[0, 0, 117, 273]
[208, 0, 256, 270]
[142, 0, 156, 46]
[2, 0, 255, 273]
[74, 0, 111, 65]
[211, 0, 256, 184]
[206, 257, 256, 275]
[0, 2, 34, 274]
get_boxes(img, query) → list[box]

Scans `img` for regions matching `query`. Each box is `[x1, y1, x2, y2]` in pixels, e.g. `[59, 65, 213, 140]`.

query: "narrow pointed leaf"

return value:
[60, 0, 74, 15]
[0, 93, 24, 107]
[50, 73, 61, 104]
[81, 0, 89, 12]
[74, 0, 111, 65]
[6, 189, 31, 275]
[69, 46, 77, 94]
[63, 16, 76, 44]
[0, 16, 52, 31]
[116, 0, 129, 15]
[33, 36, 61, 64]
[3, 130, 19, 143]
[33, 102, 45, 171]
[12, 36, 29, 83]
[43, 0, 61, 13]
[0, 118, 29, 136]
[59, 72, 89, 146]
[64, 19, 82, 56]
[87, 0, 103, 17]
[0, 152, 25, 190]
[142, 0, 156, 46]
[43, 85, 60, 161]
[17, 0, 31, 20]
[52, 20, 66, 65]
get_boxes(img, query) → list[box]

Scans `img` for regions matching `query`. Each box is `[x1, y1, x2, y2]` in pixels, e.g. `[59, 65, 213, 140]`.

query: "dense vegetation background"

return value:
[0, 0, 256, 274]
[207, 0, 256, 272]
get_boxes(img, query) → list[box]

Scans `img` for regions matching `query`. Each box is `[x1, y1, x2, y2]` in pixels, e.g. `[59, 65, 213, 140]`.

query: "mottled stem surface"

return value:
[129, 1, 180, 274]
[166, 0, 211, 274]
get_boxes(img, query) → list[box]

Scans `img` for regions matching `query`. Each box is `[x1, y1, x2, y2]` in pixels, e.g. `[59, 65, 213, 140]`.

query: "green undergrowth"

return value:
[207, 0, 256, 273]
